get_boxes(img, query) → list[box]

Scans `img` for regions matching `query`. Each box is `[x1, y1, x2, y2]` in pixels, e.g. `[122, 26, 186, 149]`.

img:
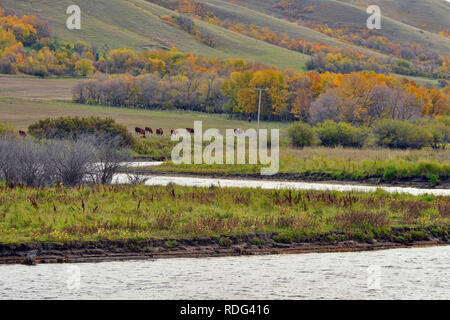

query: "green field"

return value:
[2, 0, 309, 70]
[0, 184, 448, 243]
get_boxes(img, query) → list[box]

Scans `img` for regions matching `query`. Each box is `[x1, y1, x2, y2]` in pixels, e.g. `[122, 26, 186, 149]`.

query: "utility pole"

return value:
[253, 88, 266, 131]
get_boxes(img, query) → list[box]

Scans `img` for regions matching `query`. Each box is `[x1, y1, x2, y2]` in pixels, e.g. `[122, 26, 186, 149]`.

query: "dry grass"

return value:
[0, 76, 77, 100]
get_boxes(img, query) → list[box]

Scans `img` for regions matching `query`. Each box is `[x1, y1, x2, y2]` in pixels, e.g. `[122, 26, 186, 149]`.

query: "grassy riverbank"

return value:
[134, 147, 450, 184]
[0, 184, 448, 244]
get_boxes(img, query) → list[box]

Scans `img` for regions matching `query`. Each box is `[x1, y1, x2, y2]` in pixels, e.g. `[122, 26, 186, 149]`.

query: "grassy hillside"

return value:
[223, 0, 450, 56]
[340, 0, 450, 33]
[0, 0, 309, 70]
[199, 0, 387, 57]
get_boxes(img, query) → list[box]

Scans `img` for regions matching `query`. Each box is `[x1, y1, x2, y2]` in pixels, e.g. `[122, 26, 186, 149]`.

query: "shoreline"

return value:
[2, 228, 449, 265]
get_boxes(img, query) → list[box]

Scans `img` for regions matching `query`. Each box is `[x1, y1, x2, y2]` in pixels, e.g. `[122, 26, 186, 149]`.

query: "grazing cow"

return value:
[19, 130, 27, 137]
[156, 128, 164, 136]
[135, 127, 145, 135]
[186, 128, 194, 134]
[145, 127, 153, 134]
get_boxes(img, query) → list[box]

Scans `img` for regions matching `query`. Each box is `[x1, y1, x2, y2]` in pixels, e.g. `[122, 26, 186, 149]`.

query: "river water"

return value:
[1, 246, 449, 299]
[114, 173, 450, 196]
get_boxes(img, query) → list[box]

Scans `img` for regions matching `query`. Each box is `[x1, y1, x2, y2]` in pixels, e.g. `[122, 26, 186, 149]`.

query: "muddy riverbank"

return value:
[2, 227, 449, 265]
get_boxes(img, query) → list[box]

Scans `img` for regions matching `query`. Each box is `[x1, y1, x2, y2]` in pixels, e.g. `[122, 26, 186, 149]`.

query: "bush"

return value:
[28, 116, 134, 145]
[315, 120, 366, 148]
[373, 119, 431, 149]
[288, 122, 317, 148]
[0, 135, 130, 187]
[423, 117, 449, 149]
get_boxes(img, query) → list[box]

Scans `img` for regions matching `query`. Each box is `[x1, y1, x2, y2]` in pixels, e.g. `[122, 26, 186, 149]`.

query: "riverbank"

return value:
[1, 227, 449, 264]
[1, 184, 448, 264]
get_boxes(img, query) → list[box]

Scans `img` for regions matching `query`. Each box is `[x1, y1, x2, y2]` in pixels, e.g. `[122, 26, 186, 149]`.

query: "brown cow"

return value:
[19, 130, 27, 137]
[135, 127, 145, 135]
[145, 127, 153, 134]
[156, 128, 164, 136]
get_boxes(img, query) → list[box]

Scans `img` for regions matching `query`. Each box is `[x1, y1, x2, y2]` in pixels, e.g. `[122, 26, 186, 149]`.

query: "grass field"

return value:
[142, 146, 450, 182]
[0, 75, 76, 101]
[0, 184, 448, 243]
[2, 0, 309, 70]
[0, 97, 289, 134]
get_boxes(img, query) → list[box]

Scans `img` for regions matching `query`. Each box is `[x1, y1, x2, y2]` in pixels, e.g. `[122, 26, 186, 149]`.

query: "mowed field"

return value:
[0, 97, 289, 135]
[0, 75, 76, 100]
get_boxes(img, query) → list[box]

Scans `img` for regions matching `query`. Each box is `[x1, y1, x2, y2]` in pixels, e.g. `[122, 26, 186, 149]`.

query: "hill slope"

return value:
[221, 0, 450, 56]
[199, 0, 386, 57]
[340, 0, 450, 33]
[0, 0, 309, 70]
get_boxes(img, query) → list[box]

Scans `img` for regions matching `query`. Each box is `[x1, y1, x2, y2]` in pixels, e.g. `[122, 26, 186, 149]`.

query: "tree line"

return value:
[74, 69, 449, 124]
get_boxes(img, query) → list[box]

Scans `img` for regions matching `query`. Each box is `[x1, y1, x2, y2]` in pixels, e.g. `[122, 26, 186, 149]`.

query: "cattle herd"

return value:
[135, 127, 247, 139]
[135, 126, 196, 138]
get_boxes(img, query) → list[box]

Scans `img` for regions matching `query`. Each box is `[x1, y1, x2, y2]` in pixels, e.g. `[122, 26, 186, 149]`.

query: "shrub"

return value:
[0, 135, 129, 187]
[28, 116, 134, 145]
[315, 120, 366, 148]
[423, 117, 449, 149]
[373, 119, 431, 149]
[0, 122, 16, 137]
[288, 122, 317, 148]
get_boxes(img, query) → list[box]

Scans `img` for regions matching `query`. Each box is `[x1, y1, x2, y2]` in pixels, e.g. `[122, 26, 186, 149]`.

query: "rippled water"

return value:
[113, 173, 450, 196]
[1, 246, 449, 299]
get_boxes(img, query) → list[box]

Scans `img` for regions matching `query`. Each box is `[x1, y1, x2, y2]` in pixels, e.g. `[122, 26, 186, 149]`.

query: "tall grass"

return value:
[0, 184, 447, 243]
[148, 147, 450, 181]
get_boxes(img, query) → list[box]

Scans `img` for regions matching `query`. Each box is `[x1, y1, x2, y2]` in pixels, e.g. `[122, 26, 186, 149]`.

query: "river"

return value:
[1, 246, 448, 299]
[113, 173, 450, 196]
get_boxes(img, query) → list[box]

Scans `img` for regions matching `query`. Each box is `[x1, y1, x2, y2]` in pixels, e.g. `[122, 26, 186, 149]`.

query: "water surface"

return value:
[1, 246, 448, 299]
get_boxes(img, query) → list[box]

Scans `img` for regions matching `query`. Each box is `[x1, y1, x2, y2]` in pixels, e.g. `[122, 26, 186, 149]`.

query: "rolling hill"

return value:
[219, 0, 450, 56]
[0, 0, 309, 70]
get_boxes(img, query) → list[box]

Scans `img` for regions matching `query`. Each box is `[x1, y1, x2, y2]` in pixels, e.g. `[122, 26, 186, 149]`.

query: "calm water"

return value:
[1, 246, 449, 299]
[114, 173, 450, 196]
